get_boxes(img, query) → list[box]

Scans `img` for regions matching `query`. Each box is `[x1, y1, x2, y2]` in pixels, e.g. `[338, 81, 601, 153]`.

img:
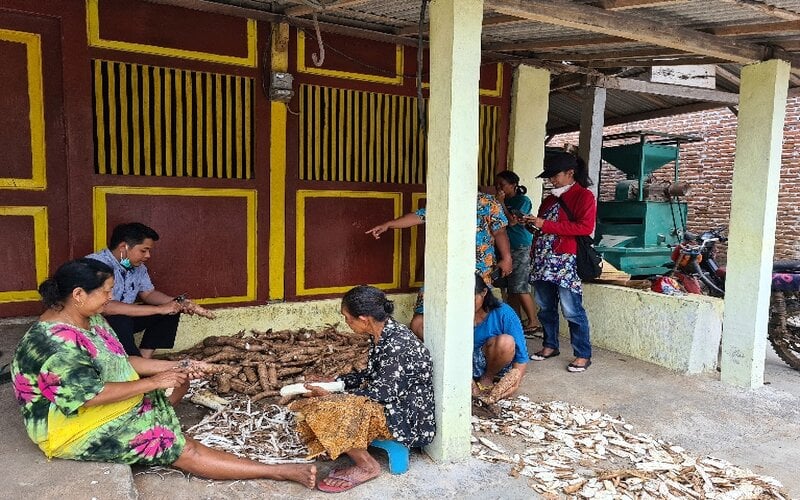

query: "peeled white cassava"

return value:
[279, 380, 345, 397]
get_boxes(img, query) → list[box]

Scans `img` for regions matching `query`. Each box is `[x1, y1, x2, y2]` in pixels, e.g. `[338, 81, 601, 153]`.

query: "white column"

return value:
[578, 86, 606, 199]
[424, 0, 484, 462]
[509, 65, 550, 205]
[721, 59, 790, 388]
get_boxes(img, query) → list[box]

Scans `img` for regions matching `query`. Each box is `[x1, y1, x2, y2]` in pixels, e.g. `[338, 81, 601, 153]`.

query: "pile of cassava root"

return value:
[163, 325, 369, 403]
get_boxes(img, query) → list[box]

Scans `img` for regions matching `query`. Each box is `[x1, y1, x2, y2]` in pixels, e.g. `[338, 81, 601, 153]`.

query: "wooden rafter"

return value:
[538, 47, 687, 61]
[717, 0, 800, 22]
[397, 14, 523, 36]
[588, 56, 728, 68]
[589, 75, 739, 104]
[706, 20, 800, 36]
[483, 0, 768, 63]
[283, 0, 372, 17]
[592, 0, 690, 9]
[483, 35, 630, 52]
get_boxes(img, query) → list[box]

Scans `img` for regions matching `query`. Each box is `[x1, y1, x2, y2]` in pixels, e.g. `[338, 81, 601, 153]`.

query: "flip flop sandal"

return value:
[530, 349, 560, 361]
[567, 360, 592, 372]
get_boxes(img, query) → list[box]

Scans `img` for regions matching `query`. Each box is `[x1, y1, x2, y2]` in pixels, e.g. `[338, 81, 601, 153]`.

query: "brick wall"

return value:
[551, 96, 800, 263]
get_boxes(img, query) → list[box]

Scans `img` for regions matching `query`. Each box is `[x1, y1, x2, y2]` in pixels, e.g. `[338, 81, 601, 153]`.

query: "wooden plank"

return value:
[706, 20, 800, 36]
[284, 0, 371, 17]
[539, 47, 687, 61]
[717, 0, 800, 22]
[397, 14, 522, 36]
[484, 0, 768, 63]
[594, 0, 690, 9]
[484, 35, 629, 52]
[589, 75, 740, 104]
[588, 56, 728, 68]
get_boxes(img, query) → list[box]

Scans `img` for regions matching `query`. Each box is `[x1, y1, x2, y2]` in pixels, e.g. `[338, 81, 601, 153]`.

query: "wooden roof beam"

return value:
[588, 56, 728, 68]
[716, 0, 800, 22]
[537, 47, 687, 61]
[283, 0, 372, 17]
[707, 20, 800, 36]
[484, 0, 768, 64]
[592, 0, 690, 9]
[589, 75, 740, 104]
[397, 14, 523, 36]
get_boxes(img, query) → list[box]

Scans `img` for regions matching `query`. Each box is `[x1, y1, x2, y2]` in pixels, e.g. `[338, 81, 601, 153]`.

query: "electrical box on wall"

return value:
[270, 72, 294, 103]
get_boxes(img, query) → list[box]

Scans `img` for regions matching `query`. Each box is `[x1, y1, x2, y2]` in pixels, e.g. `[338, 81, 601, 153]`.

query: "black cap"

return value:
[537, 152, 579, 178]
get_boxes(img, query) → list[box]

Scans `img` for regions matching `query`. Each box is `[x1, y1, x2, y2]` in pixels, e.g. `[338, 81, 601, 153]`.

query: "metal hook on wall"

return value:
[311, 13, 325, 67]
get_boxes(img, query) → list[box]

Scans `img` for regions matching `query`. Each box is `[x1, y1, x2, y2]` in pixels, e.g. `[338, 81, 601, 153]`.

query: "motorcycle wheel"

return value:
[768, 290, 800, 371]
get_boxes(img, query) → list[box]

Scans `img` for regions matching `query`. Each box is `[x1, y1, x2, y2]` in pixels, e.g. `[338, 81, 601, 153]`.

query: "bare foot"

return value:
[321, 464, 380, 490]
[282, 463, 317, 489]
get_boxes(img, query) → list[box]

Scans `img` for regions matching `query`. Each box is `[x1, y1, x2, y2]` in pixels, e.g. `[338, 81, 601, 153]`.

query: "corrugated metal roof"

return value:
[191, 0, 800, 132]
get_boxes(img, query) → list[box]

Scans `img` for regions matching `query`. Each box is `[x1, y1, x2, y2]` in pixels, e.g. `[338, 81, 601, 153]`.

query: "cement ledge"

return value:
[172, 293, 418, 352]
[576, 283, 724, 373]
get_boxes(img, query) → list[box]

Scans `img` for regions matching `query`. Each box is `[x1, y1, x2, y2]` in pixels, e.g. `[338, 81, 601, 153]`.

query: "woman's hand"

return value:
[495, 189, 506, 202]
[175, 359, 214, 379]
[522, 215, 545, 230]
[365, 223, 391, 239]
[148, 369, 189, 390]
[302, 383, 331, 397]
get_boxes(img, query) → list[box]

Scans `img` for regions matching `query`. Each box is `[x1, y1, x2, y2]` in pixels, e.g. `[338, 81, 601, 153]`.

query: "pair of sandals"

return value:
[531, 348, 592, 372]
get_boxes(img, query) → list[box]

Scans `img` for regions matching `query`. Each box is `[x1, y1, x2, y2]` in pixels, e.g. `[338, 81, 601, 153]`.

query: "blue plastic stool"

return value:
[369, 439, 409, 474]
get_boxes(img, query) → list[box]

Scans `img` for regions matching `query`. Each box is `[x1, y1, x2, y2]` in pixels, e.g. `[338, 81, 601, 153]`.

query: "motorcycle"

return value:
[667, 227, 800, 371]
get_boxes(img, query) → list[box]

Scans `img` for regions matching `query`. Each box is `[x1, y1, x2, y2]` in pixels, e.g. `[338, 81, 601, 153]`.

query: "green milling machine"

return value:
[594, 131, 702, 277]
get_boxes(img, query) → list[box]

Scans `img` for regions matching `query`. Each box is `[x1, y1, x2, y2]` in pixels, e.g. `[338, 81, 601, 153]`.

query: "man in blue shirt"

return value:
[86, 222, 214, 358]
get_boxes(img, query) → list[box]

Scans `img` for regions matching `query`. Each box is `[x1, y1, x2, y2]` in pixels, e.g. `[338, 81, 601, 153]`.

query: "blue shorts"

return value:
[473, 346, 512, 379]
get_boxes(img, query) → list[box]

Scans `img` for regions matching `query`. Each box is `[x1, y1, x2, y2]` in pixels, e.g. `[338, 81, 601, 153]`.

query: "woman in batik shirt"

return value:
[291, 285, 435, 493]
[11, 258, 316, 488]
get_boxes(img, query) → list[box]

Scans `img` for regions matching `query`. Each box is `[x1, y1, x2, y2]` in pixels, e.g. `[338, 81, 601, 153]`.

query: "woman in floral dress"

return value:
[523, 152, 596, 373]
[11, 258, 316, 488]
[290, 285, 435, 493]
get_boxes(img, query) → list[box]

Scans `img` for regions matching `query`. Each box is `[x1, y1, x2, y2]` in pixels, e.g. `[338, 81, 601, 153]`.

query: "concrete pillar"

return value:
[578, 86, 606, 200]
[721, 59, 790, 388]
[268, 23, 290, 300]
[508, 65, 550, 206]
[424, 0, 483, 462]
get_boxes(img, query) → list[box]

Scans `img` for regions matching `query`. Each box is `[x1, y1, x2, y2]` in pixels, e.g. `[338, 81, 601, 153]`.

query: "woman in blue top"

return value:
[472, 274, 529, 400]
[494, 171, 540, 334]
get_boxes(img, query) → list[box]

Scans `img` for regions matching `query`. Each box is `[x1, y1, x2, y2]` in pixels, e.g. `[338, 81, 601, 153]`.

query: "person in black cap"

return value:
[521, 151, 595, 372]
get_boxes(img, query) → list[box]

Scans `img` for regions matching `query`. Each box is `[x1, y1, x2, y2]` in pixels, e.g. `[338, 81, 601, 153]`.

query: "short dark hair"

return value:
[39, 258, 114, 309]
[108, 222, 159, 249]
[475, 274, 502, 312]
[342, 285, 394, 322]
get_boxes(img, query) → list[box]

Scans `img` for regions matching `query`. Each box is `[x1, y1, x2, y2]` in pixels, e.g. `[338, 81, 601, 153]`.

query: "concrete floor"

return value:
[2, 318, 799, 498]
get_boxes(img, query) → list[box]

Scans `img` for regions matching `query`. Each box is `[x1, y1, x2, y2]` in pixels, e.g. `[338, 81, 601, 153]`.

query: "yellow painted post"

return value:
[424, 0, 484, 462]
[269, 23, 290, 300]
[721, 59, 790, 388]
[508, 65, 550, 205]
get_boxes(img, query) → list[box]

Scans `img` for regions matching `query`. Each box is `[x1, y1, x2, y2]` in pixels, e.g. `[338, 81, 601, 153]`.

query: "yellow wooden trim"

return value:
[143, 66, 152, 176]
[92, 186, 257, 303]
[409, 192, 426, 288]
[175, 70, 184, 177]
[205, 73, 213, 177]
[234, 76, 242, 179]
[153, 67, 162, 175]
[296, 31, 404, 86]
[164, 69, 173, 176]
[131, 64, 141, 175]
[421, 63, 503, 97]
[225, 74, 232, 178]
[184, 71, 193, 176]
[295, 190, 402, 296]
[119, 63, 130, 175]
[0, 206, 49, 303]
[86, 0, 257, 67]
[0, 30, 47, 190]
[479, 63, 504, 97]
[93, 61, 107, 175]
[268, 21, 290, 300]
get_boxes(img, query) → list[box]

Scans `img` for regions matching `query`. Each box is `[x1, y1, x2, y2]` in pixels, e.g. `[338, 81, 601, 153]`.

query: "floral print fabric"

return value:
[530, 203, 582, 294]
[415, 193, 508, 284]
[11, 315, 185, 464]
[339, 318, 436, 448]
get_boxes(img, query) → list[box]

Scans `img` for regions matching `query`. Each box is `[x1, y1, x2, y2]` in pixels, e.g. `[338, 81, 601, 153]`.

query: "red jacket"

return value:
[537, 183, 597, 255]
